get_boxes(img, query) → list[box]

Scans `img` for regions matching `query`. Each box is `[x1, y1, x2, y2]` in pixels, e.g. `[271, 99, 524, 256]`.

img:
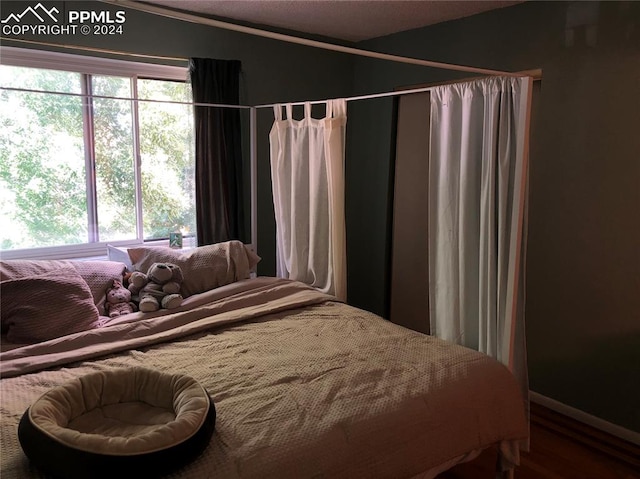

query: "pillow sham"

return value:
[0, 267, 101, 344]
[127, 241, 260, 297]
[0, 260, 127, 316]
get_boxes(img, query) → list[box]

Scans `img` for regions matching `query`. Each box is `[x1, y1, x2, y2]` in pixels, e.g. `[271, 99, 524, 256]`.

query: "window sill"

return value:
[0, 239, 195, 262]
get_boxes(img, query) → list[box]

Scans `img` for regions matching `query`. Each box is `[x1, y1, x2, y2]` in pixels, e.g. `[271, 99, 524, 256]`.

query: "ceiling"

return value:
[140, 1, 522, 42]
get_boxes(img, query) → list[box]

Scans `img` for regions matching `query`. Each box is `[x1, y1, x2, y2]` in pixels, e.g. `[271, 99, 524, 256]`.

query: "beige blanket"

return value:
[0, 277, 527, 478]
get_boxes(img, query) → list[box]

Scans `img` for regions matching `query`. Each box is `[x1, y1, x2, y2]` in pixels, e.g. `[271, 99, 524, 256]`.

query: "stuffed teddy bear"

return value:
[105, 279, 137, 318]
[128, 262, 184, 313]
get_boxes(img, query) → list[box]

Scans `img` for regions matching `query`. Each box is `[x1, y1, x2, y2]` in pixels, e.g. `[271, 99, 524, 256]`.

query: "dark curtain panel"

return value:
[190, 58, 244, 245]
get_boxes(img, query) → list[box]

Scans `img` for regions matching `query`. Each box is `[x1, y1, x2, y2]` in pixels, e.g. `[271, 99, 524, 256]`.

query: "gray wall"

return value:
[347, 1, 640, 432]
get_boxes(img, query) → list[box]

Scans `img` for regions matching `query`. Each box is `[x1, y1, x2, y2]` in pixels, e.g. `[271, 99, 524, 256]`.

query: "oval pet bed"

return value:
[18, 367, 216, 479]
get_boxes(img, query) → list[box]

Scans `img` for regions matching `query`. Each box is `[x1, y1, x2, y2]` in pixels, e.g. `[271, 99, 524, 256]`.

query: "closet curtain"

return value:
[269, 101, 347, 301]
[428, 76, 532, 404]
[189, 58, 245, 246]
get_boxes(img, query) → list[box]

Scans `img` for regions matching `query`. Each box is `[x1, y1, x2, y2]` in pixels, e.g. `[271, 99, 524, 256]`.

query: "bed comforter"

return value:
[0, 277, 527, 478]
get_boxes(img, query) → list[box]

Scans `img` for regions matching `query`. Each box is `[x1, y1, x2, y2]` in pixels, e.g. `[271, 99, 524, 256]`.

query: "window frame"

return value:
[0, 46, 191, 260]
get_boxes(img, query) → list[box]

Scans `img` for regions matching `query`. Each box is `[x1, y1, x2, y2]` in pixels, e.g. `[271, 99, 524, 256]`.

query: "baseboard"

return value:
[530, 391, 640, 468]
[530, 391, 640, 446]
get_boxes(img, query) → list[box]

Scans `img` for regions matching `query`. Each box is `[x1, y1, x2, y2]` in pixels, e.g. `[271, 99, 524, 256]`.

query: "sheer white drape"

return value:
[428, 77, 532, 403]
[269, 100, 347, 301]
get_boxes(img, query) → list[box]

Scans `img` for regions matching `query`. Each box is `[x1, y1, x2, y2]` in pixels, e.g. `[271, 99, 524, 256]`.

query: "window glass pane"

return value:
[0, 65, 82, 94]
[91, 75, 137, 242]
[138, 79, 196, 241]
[0, 66, 87, 250]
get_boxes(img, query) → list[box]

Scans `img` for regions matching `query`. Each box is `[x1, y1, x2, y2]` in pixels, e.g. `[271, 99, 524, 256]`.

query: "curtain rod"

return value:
[255, 74, 537, 109]
[104, 0, 520, 78]
[2, 78, 536, 112]
[0, 37, 188, 63]
[255, 85, 437, 109]
[0, 86, 252, 110]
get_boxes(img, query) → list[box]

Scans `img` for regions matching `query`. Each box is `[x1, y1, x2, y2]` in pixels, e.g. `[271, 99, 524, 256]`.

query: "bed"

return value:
[0, 242, 528, 478]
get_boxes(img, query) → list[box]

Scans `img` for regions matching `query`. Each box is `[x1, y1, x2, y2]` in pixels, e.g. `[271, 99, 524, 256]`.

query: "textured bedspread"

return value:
[0, 277, 527, 478]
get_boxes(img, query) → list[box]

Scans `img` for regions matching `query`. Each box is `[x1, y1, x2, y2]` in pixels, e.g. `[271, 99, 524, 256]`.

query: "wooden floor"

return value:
[439, 403, 640, 479]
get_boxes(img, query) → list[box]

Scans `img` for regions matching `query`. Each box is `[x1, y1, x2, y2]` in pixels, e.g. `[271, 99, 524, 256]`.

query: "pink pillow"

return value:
[1, 267, 101, 344]
[0, 260, 126, 315]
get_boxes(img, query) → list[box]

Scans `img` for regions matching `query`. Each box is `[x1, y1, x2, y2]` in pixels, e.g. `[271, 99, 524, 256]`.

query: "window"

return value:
[0, 47, 195, 259]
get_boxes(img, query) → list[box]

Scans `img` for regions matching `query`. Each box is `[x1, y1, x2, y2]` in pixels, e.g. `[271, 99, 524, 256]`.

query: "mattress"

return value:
[0, 277, 528, 478]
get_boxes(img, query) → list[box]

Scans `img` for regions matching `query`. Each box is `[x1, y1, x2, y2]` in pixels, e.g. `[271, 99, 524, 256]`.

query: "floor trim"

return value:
[530, 391, 640, 446]
[529, 393, 640, 469]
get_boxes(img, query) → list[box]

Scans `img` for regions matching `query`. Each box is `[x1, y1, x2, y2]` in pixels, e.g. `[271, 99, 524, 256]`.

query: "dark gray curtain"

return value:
[190, 58, 244, 245]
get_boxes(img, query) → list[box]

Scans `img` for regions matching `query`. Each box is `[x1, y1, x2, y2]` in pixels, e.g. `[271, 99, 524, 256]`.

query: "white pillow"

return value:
[107, 245, 133, 271]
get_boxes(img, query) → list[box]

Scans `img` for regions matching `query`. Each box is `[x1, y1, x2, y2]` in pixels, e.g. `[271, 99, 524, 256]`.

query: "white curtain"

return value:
[269, 101, 347, 301]
[428, 77, 532, 403]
